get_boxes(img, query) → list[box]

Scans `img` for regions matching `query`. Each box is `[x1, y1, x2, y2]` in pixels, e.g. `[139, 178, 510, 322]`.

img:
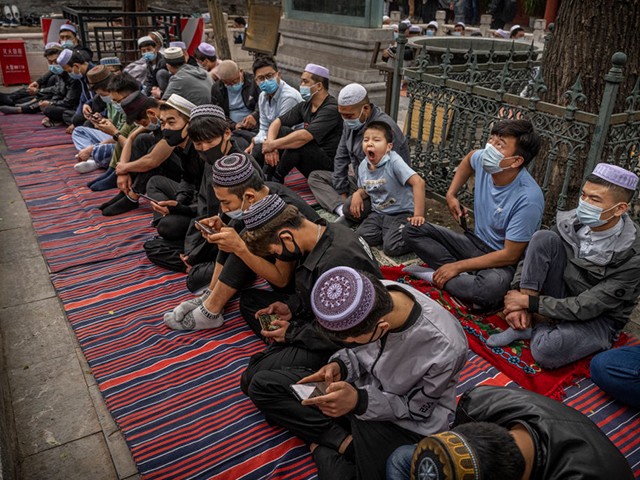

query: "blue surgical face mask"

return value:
[226, 81, 243, 93]
[370, 152, 391, 169]
[300, 82, 319, 101]
[452, 31, 462, 37]
[576, 198, 620, 227]
[69, 71, 83, 80]
[481, 143, 505, 174]
[343, 107, 365, 131]
[226, 196, 245, 220]
[259, 78, 278, 95]
[426, 30, 435, 37]
[49, 64, 64, 75]
[100, 94, 112, 104]
[142, 51, 156, 62]
[112, 102, 124, 113]
[61, 40, 74, 49]
[145, 118, 161, 130]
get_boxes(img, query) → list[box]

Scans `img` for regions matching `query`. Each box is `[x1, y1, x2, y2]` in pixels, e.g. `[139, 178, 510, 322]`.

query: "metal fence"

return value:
[392, 26, 640, 223]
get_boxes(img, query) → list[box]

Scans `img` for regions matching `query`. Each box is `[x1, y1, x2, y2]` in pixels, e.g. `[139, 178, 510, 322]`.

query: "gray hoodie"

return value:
[331, 280, 468, 436]
[162, 64, 212, 106]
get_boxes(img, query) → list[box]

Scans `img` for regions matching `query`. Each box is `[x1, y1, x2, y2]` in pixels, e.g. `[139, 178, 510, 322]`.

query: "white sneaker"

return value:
[402, 265, 435, 283]
[74, 159, 99, 173]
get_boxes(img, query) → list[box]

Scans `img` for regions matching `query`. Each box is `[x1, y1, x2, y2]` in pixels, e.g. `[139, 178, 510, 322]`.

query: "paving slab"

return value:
[0, 226, 41, 263]
[0, 297, 75, 369]
[0, 255, 55, 309]
[0, 194, 31, 231]
[104, 430, 138, 479]
[20, 432, 118, 480]
[8, 352, 102, 457]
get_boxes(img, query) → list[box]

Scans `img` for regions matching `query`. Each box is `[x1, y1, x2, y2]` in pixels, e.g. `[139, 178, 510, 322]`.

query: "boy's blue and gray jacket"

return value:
[331, 280, 468, 436]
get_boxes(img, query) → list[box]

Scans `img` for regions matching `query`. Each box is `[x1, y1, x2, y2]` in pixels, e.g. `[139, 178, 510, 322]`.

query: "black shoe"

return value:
[98, 191, 125, 210]
[0, 106, 20, 114]
[102, 195, 138, 216]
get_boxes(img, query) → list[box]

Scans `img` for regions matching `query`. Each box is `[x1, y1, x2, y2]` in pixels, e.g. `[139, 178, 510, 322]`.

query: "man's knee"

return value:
[402, 222, 435, 244]
[245, 368, 277, 403]
[529, 229, 562, 252]
[530, 328, 566, 369]
[472, 269, 512, 307]
[307, 170, 326, 188]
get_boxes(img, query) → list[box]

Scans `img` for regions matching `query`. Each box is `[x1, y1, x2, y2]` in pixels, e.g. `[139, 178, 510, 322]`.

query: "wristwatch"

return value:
[112, 132, 121, 141]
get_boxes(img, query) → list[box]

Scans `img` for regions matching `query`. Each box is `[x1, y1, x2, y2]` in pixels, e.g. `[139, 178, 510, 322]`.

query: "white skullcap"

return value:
[163, 46, 185, 60]
[510, 24, 523, 33]
[165, 94, 196, 118]
[383, 15, 390, 21]
[427, 21, 439, 29]
[338, 83, 368, 106]
[137, 36, 154, 47]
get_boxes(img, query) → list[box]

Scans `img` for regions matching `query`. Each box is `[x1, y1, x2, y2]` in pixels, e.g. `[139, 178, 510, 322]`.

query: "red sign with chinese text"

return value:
[0, 40, 31, 85]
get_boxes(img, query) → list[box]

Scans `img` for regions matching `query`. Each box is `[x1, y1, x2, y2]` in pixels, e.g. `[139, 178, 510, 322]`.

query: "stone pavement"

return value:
[0, 153, 139, 479]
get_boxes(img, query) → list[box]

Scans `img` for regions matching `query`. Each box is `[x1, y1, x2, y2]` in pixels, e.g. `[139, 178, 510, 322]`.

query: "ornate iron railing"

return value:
[393, 26, 640, 224]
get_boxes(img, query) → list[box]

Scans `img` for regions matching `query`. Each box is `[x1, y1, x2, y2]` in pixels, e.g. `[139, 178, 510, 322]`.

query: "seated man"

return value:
[308, 82, 410, 222]
[210, 60, 260, 150]
[162, 46, 212, 106]
[487, 164, 640, 369]
[58, 22, 92, 62]
[193, 42, 219, 74]
[101, 94, 188, 216]
[386, 385, 634, 480]
[39, 49, 84, 128]
[247, 56, 302, 159]
[403, 119, 544, 312]
[591, 346, 640, 410]
[57, 49, 96, 128]
[71, 67, 136, 174]
[99, 56, 122, 74]
[165, 153, 319, 330]
[247, 266, 468, 480]
[260, 63, 343, 182]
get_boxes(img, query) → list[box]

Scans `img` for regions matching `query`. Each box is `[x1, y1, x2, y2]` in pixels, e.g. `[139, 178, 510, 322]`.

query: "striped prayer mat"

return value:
[0, 112, 70, 150]
[2, 114, 638, 479]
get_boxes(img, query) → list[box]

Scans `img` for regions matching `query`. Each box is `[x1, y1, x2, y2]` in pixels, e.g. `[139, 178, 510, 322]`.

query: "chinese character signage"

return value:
[0, 40, 31, 85]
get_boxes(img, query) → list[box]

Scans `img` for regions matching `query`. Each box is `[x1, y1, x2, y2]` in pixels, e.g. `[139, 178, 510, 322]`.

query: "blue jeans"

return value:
[590, 346, 640, 410]
[386, 444, 416, 480]
[71, 126, 114, 168]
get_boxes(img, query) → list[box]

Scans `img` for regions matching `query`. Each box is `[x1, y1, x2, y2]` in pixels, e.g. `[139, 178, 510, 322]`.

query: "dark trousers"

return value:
[129, 133, 182, 195]
[403, 222, 514, 308]
[248, 367, 421, 480]
[186, 261, 215, 293]
[590, 346, 640, 410]
[355, 212, 410, 257]
[146, 176, 193, 241]
[42, 105, 74, 123]
[519, 230, 617, 369]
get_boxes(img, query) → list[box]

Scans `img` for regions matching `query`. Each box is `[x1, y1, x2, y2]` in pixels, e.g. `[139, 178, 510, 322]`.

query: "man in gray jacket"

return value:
[487, 163, 640, 369]
[162, 46, 212, 106]
[308, 83, 411, 222]
[247, 266, 468, 480]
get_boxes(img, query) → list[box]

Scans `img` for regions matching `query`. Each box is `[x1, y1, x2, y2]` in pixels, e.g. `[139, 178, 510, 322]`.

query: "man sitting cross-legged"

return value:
[403, 119, 544, 312]
[487, 163, 640, 370]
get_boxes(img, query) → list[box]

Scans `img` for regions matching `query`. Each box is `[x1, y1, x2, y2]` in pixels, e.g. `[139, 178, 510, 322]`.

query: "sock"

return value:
[164, 304, 223, 331]
[334, 204, 344, 217]
[90, 170, 117, 191]
[402, 265, 435, 283]
[102, 194, 139, 216]
[88, 167, 114, 187]
[486, 328, 532, 347]
[99, 191, 125, 210]
[172, 290, 211, 321]
[74, 159, 99, 174]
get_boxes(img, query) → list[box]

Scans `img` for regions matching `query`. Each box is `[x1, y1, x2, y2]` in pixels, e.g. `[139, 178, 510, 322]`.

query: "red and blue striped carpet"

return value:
[2, 113, 639, 479]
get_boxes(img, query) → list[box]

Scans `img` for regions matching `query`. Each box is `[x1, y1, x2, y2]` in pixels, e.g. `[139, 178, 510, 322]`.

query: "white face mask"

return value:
[576, 198, 621, 227]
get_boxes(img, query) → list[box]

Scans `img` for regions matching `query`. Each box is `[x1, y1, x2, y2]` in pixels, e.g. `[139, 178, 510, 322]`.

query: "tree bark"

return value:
[542, 0, 640, 114]
[207, 0, 232, 60]
[122, 0, 148, 62]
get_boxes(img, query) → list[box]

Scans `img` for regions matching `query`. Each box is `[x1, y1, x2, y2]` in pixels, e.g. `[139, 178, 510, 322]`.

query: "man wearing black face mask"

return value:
[234, 195, 382, 395]
[247, 266, 467, 480]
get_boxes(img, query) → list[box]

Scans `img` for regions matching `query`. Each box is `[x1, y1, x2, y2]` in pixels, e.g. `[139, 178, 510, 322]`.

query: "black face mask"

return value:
[274, 230, 304, 262]
[162, 126, 186, 147]
[340, 322, 385, 348]
[198, 138, 228, 165]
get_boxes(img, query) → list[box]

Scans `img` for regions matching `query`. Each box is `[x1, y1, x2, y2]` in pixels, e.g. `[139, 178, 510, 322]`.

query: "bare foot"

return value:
[338, 435, 353, 455]
[309, 443, 318, 453]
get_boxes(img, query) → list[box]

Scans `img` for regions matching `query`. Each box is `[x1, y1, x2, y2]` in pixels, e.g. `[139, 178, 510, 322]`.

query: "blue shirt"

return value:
[228, 86, 252, 123]
[470, 149, 544, 251]
[357, 150, 417, 215]
[254, 80, 303, 143]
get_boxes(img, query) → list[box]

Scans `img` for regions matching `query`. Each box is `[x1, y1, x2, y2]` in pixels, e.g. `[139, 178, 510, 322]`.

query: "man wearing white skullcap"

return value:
[487, 163, 640, 371]
[58, 22, 93, 62]
[260, 63, 343, 183]
[137, 34, 170, 98]
[308, 83, 410, 223]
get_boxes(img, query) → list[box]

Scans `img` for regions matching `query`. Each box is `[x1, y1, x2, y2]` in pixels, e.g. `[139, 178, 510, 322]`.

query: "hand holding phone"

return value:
[137, 193, 158, 204]
[195, 220, 217, 235]
[91, 112, 104, 123]
[459, 209, 468, 231]
[290, 382, 329, 402]
[258, 313, 279, 332]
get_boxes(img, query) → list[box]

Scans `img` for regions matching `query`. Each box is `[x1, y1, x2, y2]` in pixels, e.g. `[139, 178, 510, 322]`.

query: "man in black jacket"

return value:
[387, 385, 634, 480]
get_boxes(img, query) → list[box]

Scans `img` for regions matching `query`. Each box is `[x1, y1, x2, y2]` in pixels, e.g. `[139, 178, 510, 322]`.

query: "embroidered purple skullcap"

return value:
[170, 41, 187, 49]
[56, 48, 72, 66]
[305, 63, 330, 79]
[190, 104, 226, 121]
[311, 267, 376, 332]
[591, 163, 639, 191]
[60, 23, 77, 34]
[242, 194, 287, 231]
[212, 153, 255, 187]
[197, 42, 217, 57]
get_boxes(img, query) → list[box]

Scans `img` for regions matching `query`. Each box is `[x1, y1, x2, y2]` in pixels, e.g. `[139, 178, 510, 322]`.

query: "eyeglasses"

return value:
[256, 72, 277, 83]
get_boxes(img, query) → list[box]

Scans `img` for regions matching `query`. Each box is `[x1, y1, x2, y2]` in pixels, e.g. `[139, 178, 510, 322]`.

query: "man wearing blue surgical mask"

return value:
[487, 164, 640, 372]
[404, 119, 544, 313]
[58, 22, 93, 62]
[210, 59, 260, 151]
[247, 56, 303, 166]
[58, 50, 96, 130]
[308, 83, 410, 225]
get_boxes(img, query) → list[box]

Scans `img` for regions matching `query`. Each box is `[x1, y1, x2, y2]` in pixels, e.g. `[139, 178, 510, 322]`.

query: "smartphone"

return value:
[91, 112, 103, 122]
[195, 220, 217, 235]
[137, 193, 158, 204]
[258, 313, 279, 332]
[290, 382, 329, 402]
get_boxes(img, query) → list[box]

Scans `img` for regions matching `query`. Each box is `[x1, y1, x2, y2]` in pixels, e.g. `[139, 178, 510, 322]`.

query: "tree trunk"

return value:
[122, 0, 148, 62]
[207, 0, 232, 60]
[542, 0, 640, 115]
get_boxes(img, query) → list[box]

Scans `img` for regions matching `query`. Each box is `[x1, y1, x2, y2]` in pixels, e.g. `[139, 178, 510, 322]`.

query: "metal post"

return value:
[389, 22, 407, 122]
[584, 52, 627, 179]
